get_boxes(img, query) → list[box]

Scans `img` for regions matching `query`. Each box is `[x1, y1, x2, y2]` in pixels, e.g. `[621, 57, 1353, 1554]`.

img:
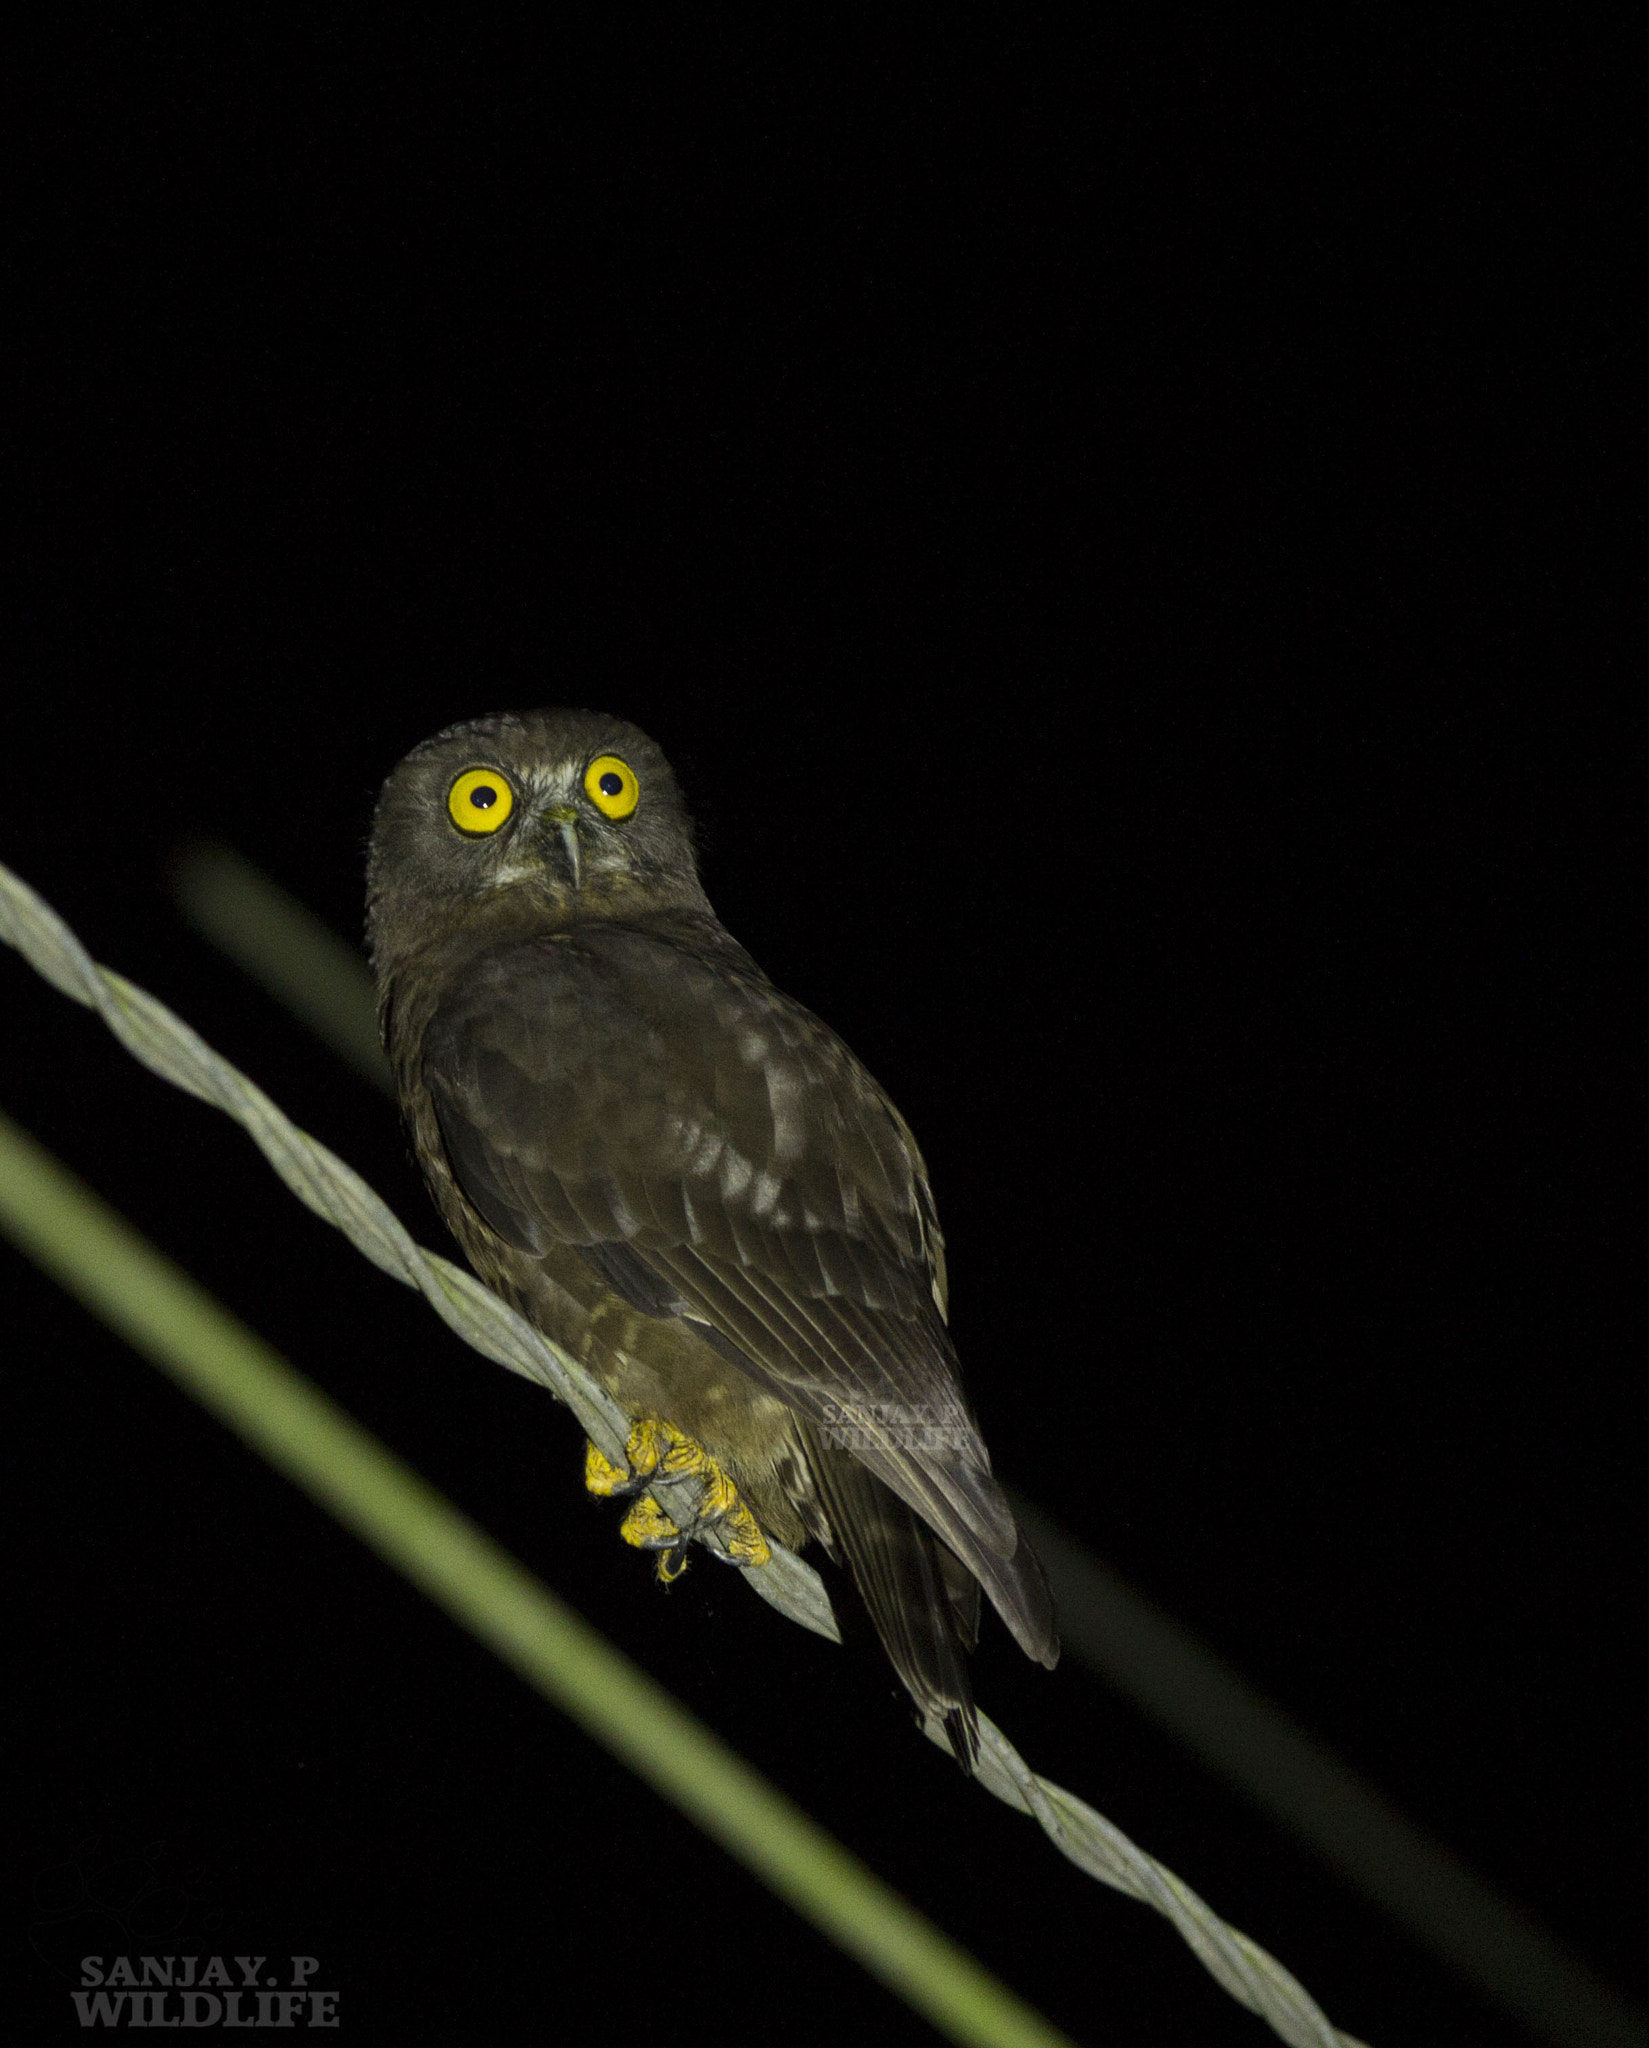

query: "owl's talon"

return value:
[617, 1499, 694, 1584]
[583, 1418, 685, 1499]
[584, 1440, 638, 1498]
[696, 1469, 772, 1567]
[619, 1495, 683, 1550]
[596, 1420, 772, 1573]
[709, 1497, 773, 1569]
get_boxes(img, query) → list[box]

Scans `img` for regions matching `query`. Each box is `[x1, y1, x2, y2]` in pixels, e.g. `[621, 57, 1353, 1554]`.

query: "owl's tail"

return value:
[798, 1423, 987, 1771]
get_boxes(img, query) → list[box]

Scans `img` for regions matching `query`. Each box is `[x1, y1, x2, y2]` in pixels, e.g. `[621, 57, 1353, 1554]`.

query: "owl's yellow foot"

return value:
[583, 1440, 636, 1497]
[582, 1417, 699, 1497]
[618, 1495, 691, 1580]
[696, 1466, 773, 1569]
[587, 1419, 772, 1577]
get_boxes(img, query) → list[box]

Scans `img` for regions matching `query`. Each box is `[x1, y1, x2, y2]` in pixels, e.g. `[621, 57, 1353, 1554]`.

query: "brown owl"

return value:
[366, 709, 1057, 1768]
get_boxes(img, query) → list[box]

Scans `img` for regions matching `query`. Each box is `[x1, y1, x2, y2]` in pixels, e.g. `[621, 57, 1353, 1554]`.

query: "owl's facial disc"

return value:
[368, 713, 712, 975]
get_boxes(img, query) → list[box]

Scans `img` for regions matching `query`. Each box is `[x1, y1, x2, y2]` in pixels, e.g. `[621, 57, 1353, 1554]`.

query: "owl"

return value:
[366, 710, 1057, 1768]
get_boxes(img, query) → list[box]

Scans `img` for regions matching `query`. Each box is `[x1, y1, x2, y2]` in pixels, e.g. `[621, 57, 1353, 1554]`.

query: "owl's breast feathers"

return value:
[386, 908, 1057, 1744]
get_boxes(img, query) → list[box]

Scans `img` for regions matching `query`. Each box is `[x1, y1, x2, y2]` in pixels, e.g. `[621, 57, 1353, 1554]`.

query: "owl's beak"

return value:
[543, 805, 583, 889]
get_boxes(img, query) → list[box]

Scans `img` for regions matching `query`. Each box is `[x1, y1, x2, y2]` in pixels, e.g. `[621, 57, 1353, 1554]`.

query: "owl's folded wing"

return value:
[419, 923, 1055, 1665]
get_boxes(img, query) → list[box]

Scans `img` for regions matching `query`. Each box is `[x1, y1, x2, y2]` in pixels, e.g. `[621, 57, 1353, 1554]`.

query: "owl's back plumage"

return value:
[366, 709, 1057, 1768]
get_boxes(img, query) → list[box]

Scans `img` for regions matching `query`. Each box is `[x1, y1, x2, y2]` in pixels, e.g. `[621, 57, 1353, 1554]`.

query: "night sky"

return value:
[6, 21, 1637, 2047]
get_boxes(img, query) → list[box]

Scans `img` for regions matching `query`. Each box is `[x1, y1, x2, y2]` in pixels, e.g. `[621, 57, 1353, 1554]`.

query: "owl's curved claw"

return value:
[583, 1416, 700, 1497]
[694, 1467, 773, 1569]
[591, 1421, 773, 1579]
[617, 1494, 690, 1581]
[584, 1438, 648, 1499]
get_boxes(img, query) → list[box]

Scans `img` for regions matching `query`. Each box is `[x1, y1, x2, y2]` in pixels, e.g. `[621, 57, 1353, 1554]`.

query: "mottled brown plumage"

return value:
[366, 709, 1057, 1767]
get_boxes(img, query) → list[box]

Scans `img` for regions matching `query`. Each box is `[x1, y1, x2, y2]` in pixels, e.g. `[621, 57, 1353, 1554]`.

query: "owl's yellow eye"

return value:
[584, 754, 640, 819]
[447, 767, 515, 835]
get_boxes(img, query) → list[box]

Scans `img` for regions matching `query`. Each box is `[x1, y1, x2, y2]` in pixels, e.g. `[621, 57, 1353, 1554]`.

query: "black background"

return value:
[4, 20, 1637, 2047]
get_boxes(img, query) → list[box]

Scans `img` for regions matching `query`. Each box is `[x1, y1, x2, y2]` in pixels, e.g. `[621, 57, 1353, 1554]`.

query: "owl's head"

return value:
[366, 708, 708, 973]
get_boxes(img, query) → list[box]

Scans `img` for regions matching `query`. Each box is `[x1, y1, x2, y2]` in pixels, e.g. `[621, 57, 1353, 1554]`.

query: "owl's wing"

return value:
[419, 923, 1055, 1667]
